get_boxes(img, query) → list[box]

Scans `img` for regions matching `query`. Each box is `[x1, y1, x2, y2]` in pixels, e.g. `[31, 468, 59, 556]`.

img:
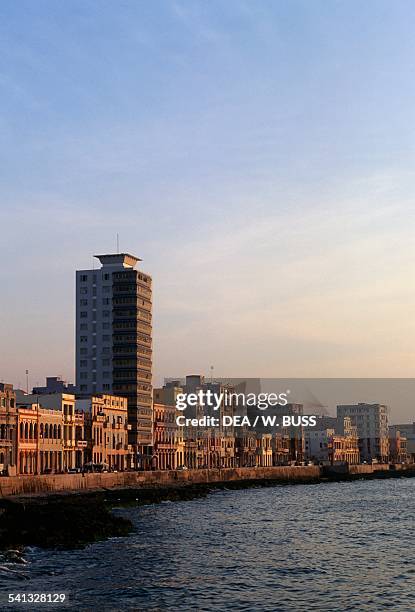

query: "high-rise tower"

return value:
[76, 253, 153, 464]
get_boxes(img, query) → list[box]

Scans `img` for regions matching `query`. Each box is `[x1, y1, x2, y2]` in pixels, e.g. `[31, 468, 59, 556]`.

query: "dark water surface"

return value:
[0, 478, 414, 611]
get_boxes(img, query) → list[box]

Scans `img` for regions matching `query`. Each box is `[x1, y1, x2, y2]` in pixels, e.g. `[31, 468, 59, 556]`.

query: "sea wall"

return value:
[0, 466, 321, 497]
[1, 464, 414, 498]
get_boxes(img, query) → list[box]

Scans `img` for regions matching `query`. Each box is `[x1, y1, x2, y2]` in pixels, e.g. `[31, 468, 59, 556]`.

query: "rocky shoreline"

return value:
[1, 468, 415, 551]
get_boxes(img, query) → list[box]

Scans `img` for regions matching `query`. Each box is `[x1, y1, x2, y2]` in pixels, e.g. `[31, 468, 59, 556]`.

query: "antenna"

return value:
[25, 369, 29, 394]
[210, 365, 214, 384]
[116, 233, 120, 253]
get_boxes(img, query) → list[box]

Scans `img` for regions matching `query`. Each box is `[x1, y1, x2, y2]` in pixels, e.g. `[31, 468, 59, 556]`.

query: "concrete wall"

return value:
[0, 466, 321, 498]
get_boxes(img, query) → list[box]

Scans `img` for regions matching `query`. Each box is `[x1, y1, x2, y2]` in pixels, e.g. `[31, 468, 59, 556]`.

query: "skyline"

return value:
[1, 2, 415, 398]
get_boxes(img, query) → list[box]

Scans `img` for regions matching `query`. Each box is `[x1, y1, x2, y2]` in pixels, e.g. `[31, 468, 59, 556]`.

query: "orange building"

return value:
[17, 402, 63, 474]
[153, 402, 177, 469]
[76, 394, 130, 471]
[0, 383, 17, 475]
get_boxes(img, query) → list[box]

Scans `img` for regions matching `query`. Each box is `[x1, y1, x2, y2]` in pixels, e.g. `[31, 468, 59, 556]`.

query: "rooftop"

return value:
[94, 253, 142, 269]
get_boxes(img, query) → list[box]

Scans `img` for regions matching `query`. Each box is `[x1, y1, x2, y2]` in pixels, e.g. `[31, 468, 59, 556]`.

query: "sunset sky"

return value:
[1, 1, 414, 395]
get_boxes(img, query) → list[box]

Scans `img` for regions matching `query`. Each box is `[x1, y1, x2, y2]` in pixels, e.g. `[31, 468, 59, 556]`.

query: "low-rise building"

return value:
[153, 402, 177, 470]
[76, 394, 130, 471]
[305, 428, 334, 463]
[256, 433, 273, 467]
[389, 428, 408, 464]
[0, 383, 17, 475]
[389, 423, 415, 462]
[337, 403, 389, 463]
[235, 429, 257, 467]
[272, 432, 290, 465]
[32, 376, 76, 395]
[16, 391, 77, 470]
[17, 402, 63, 474]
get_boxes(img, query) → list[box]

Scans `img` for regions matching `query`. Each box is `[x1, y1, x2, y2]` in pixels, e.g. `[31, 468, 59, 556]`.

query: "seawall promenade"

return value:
[0, 466, 321, 497]
[1, 463, 414, 498]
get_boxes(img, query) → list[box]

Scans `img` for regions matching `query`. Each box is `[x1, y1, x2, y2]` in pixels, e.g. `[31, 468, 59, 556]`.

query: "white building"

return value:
[75, 253, 153, 464]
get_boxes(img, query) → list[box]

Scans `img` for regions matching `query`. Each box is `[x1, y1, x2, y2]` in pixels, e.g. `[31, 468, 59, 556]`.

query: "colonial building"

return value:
[76, 394, 130, 471]
[0, 383, 17, 475]
[256, 433, 273, 467]
[17, 402, 63, 474]
[337, 403, 389, 463]
[389, 423, 415, 462]
[272, 432, 290, 465]
[16, 391, 77, 470]
[305, 417, 360, 465]
[235, 429, 257, 467]
[389, 429, 408, 464]
[152, 402, 177, 470]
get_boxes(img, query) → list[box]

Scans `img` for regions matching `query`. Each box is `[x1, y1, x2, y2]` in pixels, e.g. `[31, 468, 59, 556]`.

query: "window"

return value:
[103, 273, 110, 280]
[103, 359, 110, 366]
[103, 310, 110, 317]
[80, 348, 87, 355]
[80, 323, 88, 330]
[80, 384, 87, 392]
[103, 347, 110, 354]
[80, 312, 88, 318]
[80, 360, 87, 367]
[103, 372, 110, 379]
[103, 335, 110, 341]
[103, 286, 110, 293]
[102, 298, 110, 305]
[103, 322, 110, 329]
[80, 299, 88, 306]
[80, 274, 88, 282]
[80, 372, 87, 380]
[103, 384, 110, 391]
[80, 287, 88, 294]
[80, 336, 88, 343]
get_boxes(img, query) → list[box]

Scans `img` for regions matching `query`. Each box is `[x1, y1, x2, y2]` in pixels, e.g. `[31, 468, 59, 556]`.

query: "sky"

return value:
[0, 1, 414, 409]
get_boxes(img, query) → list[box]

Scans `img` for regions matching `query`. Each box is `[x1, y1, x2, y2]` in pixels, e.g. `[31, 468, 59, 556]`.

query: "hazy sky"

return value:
[1, 1, 414, 394]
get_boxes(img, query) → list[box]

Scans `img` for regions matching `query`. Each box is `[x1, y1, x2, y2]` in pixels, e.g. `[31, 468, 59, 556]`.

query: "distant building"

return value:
[0, 383, 17, 475]
[75, 253, 153, 466]
[152, 402, 178, 470]
[32, 376, 76, 395]
[388, 426, 409, 464]
[389, 423, 415, 462]
[256, 433, 273, 467]
[305, 428, 334, 463]
[235, 429, 257, 467]
[76, 394, 130, 471]
[305, 417, 360, 465]
[337, 403, 389, 463]
[272, 432, 290, 465]
[329, 418, 360, 465]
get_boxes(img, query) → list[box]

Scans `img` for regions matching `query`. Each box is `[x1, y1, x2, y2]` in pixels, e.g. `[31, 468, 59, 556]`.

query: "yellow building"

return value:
[76, 394, 130, 471]
[17, 402, 63, 474]
[0, 383, 17, 475]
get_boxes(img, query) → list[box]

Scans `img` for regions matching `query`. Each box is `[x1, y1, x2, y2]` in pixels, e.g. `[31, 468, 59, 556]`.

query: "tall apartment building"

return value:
[337, 403, 389, 463]
[76, 253, 153, 464]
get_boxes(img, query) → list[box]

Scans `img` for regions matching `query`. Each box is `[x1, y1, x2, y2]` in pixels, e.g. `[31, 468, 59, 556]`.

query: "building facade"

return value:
[0, 383, 17, 475]
[76, 253, 153, 465]
[152, 402, 177, 470]
[76, 394, 130, 470]
[389, 423, 415, 462]
[16, 391, 77, 470]
[17, 402, 63, 474]
[337, 403, 389, 463]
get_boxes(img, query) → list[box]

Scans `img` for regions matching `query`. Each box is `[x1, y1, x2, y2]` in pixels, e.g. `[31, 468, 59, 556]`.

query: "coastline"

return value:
[1, 465, 415, 551]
